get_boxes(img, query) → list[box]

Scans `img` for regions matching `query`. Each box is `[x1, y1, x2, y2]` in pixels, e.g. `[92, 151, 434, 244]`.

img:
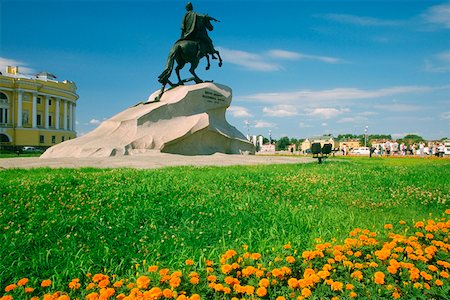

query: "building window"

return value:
[49, 99, 52, 106]
[37, 97, 41, 104]
[0, 133, 10, 143]
[0, 108, 7, 124]
[37, 114, 42, 126]
[62, 136, 65, 142]
[39, 135, 45, 143]
[52, 136, 56, 144]
[23, 111, 30, 126]
[48, 115, 52, 127]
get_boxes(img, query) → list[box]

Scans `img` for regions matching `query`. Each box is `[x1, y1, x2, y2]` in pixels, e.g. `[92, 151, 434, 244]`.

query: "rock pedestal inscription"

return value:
[42, 83, 255, 158]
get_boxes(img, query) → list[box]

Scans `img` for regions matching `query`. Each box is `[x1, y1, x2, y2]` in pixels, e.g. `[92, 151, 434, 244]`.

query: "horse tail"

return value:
[158, 43, 181, 84]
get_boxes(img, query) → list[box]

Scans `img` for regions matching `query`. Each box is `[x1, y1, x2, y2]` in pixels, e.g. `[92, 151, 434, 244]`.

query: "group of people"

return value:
[372, 141, 447, 157]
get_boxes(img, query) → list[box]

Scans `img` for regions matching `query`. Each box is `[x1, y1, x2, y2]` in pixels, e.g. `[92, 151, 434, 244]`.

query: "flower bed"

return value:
[2, 211, 449, 300]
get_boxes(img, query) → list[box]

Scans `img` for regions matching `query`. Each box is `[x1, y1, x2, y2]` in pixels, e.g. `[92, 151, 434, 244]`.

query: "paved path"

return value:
[0, 152, 314, 169]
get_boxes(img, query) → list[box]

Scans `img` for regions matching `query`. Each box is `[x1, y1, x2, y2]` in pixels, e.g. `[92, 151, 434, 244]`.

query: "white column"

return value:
[68, 102, 73, 131]
[17, 91, 23, 127]
[32, 93, 37, 128]
[72, 103, 76, 132]
[63, 100, 67, 130]
[44, 96, 49, 129]
[55, 98, 60, 129]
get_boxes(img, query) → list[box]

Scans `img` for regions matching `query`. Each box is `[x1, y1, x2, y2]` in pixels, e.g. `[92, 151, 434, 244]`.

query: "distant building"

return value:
[259, 144, 275, 153]
[338, 138, 361, 151]
[0, 66, 78, 148]
[301, 135, 337, 152]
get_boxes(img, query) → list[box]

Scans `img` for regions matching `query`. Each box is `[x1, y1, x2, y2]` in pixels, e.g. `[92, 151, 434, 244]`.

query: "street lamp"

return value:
[269, 130, 272, 144]
[244, 120, 250, 141]
[364, 126, 368, 147]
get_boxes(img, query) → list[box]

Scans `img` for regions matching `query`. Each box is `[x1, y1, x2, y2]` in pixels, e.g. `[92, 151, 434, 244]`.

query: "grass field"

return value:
[0, 156, 449, 299]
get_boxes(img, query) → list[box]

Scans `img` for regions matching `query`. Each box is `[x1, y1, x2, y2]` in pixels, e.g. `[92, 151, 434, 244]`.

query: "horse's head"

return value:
[198, 15, 214, 32]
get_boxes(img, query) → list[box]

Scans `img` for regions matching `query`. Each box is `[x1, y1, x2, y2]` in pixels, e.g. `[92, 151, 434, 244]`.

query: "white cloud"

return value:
[240, 85, 437, 105]
[228, 106, 252, 118]
[374, 103, 422, 112]
[442, 111, 450, 119]
[217, 47, 281, 71]
[0, 57, 35, 74]
[321, 122, 328, 127]
[425, 50, 450, 72]
[306, 108, 349, 119]
[299, 122, 312, 128]
[89, 119, 101, 125]
[263, 105, 299, 117]
[319, 13, 404, 26]
[268, 49, 341, 64]
[421, 3, 450, 29]
[253, 120, 276, 128]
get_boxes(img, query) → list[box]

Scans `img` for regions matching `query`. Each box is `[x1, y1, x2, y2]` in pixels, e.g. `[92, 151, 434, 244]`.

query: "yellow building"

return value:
[0, 66, 78, 149]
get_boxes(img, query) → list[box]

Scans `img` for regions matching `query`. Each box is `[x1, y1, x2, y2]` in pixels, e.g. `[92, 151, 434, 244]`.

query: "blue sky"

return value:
[1, 0, 449, 140]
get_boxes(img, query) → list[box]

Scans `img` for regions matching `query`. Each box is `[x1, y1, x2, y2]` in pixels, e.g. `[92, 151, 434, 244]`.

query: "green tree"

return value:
[397, 134, 425, 145]
[276, 136, 290, 151]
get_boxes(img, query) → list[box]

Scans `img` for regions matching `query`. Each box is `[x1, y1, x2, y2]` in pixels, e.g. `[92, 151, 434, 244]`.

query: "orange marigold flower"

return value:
[256, 286, 267, 297]
[428, 265, 438, 272]
[41, 280, 52, 288]
[57, 295, 70, 300]
[86, 292, 99, 300]
[207, 275, 217, 282]
[98, 279, 110, 288]
[286, 256, 296, 264]
[190, 277, 199, 285]
[392, 291, 401, 299]
[276, 297, 286, 300]
[185, 259, 194, 266]
[1, 296, 13, 300]
[387, 266, 398, 274]
[206, 260, 213, 267]
[221, 264, 233, 274]
[136, 276, 150, 289]
[288, 278, 298, 289]
[346, 284, 354, 290]
[5, 284, 17, 292]
[148, 265, 158, 272]
[374, 272, 385, 284]
[190, 294, 201, 300]
[251, 253, 262, 260]
[435, 279, 444, 286]
[25, 287, 34, 293]
[351, 271, 363, 281]
[445, 209, 450, 214]
[301, 288, 312, 298]
[414, 221, 425, 228]
[440, 271, 449, 278]
[283, 243, 291, 249]
[349, 291, 357, 298]
[384, 224, 393, 230]
[113, 280, 123, 288]
[163, 289, 174, 298]
[17, 278, 29, 286]
[259, 278, 270, 288]
[68, 279, 81, 290]
[169, 276, 181, 288]
[331, 281, 344, 291]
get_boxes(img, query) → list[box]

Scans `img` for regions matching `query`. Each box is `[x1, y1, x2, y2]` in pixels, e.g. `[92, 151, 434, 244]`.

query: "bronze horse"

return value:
[156, 15, 222, 100]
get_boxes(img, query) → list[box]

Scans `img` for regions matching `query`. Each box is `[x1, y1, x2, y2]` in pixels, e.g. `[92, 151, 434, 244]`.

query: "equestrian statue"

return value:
[156, 2, 222, 101]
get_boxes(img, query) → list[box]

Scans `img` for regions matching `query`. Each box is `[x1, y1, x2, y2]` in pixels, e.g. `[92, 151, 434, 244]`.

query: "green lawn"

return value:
[0, 157, 449, 288]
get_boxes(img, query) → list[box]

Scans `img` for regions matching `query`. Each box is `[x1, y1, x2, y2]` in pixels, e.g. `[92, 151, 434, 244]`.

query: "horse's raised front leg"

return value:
[205, 55, 211, 71]
[214, 50, 223, 67]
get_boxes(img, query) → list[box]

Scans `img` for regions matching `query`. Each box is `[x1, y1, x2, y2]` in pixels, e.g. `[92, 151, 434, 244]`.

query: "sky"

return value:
[1, 0, 449, 140]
